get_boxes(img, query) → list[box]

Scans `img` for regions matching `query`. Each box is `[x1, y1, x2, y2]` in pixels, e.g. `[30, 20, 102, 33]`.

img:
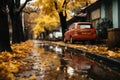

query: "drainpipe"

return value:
[101, 3, 105, 19]
[112, 0, 119, 28]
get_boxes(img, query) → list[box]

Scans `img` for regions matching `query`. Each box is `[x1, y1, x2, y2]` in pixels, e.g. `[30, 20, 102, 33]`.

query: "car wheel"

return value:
[64, 37, 67, 43]
[70, 37, 74, 44]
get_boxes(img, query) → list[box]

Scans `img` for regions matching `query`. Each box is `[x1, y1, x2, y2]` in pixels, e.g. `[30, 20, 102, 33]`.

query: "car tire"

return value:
[70, 37, 74, 44]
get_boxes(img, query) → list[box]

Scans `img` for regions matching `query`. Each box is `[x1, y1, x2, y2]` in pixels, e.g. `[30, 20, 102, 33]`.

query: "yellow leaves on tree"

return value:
[34, 0, 56, 15]
[34, 0, 91, 19]
[33, 15, 60, 38]
[32, 0, 95, 38]
[35, 0, 95, 13]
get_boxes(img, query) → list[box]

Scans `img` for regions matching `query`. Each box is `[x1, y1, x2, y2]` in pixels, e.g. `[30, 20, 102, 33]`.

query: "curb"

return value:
[86, 52, 120, 73]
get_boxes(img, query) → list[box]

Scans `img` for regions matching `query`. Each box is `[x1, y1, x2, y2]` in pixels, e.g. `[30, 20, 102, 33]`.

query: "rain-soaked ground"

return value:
[14, 41, 120, 80]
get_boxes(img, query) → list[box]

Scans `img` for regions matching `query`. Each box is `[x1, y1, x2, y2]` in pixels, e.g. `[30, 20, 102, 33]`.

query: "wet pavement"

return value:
[14, 41, 120, 80]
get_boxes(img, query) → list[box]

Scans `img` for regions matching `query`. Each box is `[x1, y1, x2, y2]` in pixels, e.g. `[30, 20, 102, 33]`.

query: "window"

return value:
[78, 24, 91, 28]
[69, 24, 75, 29]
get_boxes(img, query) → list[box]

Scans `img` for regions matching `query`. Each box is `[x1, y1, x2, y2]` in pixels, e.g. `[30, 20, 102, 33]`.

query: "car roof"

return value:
[74, 22, 92, 24]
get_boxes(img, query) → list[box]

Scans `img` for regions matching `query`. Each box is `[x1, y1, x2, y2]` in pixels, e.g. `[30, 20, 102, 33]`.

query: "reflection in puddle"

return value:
[67, 66, 74, 76]
[54, 46, 63, 54]
[15, 43, 120, 80]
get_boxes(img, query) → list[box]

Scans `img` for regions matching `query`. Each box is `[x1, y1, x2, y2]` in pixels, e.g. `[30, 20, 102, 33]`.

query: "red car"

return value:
[64, 22, 97, 44]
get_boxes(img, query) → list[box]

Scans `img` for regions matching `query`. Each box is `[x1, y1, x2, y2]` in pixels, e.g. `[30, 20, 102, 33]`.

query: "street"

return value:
[14, 40, 120, 80]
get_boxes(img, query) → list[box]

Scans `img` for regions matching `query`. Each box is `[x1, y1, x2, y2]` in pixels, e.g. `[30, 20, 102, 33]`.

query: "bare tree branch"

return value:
[54, 1, 58, 10]
[62, 0, 66, 8]
[23, 10, 38, 14]
[18, 0, 32, 14]
[62, 0, 69, 8]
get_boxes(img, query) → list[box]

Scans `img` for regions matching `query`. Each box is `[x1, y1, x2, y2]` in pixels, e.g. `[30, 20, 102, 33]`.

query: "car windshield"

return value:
[78, 24, 91, 28]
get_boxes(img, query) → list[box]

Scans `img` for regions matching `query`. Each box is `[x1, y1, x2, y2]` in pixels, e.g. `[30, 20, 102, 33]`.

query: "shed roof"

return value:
[80, 0, 103, 12]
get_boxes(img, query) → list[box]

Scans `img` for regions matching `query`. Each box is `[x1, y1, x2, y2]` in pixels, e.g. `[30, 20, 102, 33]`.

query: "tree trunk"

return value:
[59, 12, 67, 40]
[8, 0, 25, 44]
[9, 12, 25, 43]
[0, 6, 12, 52]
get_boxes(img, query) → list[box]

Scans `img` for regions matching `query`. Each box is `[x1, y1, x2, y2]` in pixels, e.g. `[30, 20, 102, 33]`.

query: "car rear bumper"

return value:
[72, 34, 96, 40]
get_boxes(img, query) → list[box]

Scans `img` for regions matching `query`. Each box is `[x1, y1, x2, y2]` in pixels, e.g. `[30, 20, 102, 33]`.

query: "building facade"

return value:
[80, 0, 120, 48]
[80, 0, 120, 28]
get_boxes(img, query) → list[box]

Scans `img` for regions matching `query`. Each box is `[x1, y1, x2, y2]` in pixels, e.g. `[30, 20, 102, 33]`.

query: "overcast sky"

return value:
[21, 0, 25, 3]
[21, 0, 36, 4]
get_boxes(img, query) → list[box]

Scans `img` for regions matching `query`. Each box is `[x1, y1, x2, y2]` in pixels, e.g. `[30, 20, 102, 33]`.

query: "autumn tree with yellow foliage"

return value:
[33, 14, 60, 38]
[33, 0, 94, 39]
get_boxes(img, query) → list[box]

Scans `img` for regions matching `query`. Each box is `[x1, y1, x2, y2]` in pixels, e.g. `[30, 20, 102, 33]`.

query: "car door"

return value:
[64, 28, 70, 40]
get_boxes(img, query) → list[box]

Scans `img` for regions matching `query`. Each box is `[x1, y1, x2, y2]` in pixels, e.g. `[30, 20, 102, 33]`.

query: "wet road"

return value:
[15, 41, 120, 80]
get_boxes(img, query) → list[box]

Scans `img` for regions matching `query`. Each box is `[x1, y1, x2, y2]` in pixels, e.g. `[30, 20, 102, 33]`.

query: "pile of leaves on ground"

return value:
[0, 40, 34, 80]
[51, 41, 120, 58]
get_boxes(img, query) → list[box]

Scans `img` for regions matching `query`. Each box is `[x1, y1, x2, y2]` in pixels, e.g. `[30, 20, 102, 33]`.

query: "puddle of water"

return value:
[15, 43, 120, 80]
